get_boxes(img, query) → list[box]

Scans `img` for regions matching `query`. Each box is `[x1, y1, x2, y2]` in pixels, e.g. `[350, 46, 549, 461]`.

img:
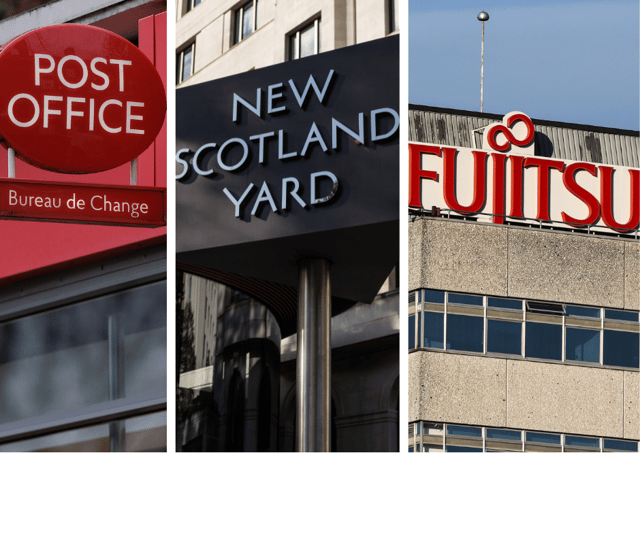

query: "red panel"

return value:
[137, 14, 156, 187]
[0, 178, 166, 227]
[0, 13, 167, 284]
[154, 13, 167, 189]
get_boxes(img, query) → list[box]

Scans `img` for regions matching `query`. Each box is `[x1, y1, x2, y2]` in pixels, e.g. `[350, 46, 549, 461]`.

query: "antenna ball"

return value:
[477, 11, 489, 21]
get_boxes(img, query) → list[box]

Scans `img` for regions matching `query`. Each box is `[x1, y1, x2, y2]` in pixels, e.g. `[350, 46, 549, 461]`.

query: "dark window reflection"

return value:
[423, 311, 443, 349]
[0, 282, 166, 426]
[488, 320, 521, 355]
[525, 322, 562, 360]
[603, 330, 639, 368]
[447, 314, 483, 353]
[566, 328, 599, 363]
[445, 445, 482, 452]
[408, 314, 415, 349]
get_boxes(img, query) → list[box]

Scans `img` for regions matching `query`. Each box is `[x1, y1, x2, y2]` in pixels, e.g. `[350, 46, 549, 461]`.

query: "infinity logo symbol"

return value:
[486, 112, 534, 152]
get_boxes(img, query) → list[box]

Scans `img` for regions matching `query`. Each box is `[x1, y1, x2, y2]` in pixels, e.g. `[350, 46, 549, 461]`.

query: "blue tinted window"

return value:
[565, 435, 599, 448]
[487, 320, 521, 355]
[448, 293, 483, 306]
[603, 330, 639, 368]
[526, 432, 561, 444]
[423, 311, 444, 349]
[423, 290, 444, 304]
[566, 328, 600, 363]
[525, 322, 562, 360]
[566, 305, 600, 318]
[445, 445, 482, 452]
[486, 428, 521, 440]
[415, 422, 421, 434]
[447, 424, 482, 438]
[488, 297, 522, 310]
[447, 314, 483, 353]
[408, 446, 414, 452]
[603, 439, 638, 452]
[605, 309, 638, 322]
[408, 314, 416, 349]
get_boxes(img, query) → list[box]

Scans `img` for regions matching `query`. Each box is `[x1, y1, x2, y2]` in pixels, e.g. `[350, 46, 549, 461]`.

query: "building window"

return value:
[289, 18, 320, 61]
[177, 42, 195, 84]
[185, 0, 203, 15]
[408, 289, 640, 370]
[234, 0, 257, 45]
[388, 0, 399, 33]
[410, 421, 639, 453]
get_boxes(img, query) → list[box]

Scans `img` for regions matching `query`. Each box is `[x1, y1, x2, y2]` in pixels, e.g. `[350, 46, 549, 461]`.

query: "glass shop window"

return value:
[0, 282, 166, 436]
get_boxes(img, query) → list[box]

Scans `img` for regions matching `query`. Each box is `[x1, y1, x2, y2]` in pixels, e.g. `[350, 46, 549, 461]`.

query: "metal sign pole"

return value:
[478, 11, 489, 113]
[8, 148, 15, 178]
[296, 258, 331, 452]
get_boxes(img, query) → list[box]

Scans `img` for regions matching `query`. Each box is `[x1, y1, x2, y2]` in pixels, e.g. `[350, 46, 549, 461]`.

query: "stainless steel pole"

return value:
[296, 258, 331, 452]
[481, 21, 484, 113]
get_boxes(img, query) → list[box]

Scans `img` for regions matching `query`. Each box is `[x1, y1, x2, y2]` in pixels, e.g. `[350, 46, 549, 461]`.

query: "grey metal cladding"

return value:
[409, 105, 639, 168]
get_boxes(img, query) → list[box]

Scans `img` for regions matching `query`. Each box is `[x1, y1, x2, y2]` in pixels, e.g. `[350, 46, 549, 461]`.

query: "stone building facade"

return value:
[408, 105, 639, 452]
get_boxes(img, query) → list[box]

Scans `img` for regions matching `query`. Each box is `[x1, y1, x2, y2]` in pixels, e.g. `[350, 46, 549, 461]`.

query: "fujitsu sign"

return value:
[409, 112, 639, 234]
[0, 24, 166, 173]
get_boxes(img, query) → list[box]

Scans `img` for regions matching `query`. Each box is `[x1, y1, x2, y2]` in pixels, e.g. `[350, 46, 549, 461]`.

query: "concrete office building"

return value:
[175, 0, 400, 451]
[408, 105, 639, 452]
[0, 0, 167, 452]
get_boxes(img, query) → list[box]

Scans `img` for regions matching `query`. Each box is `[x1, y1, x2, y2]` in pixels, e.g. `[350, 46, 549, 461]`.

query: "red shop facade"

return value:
[0, 2, 167, 452]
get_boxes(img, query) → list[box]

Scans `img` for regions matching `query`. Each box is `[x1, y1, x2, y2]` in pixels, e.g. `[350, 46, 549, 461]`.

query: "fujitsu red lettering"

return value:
[508, 155, 525, 219]
[442, 148, 487, 214]
[492, 153, 506, 224]
[408, 143, 440, 208]
[599, 167, 640, 232]
[561, 162, 600, 226]
[524, 157, 564, 221]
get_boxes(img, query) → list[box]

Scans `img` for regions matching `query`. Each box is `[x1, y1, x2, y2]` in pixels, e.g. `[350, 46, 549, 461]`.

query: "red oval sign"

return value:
[0, 24, 166, 173]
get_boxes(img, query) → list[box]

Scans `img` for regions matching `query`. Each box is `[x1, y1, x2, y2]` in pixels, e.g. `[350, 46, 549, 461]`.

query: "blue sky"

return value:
[409, 0, 639, 130]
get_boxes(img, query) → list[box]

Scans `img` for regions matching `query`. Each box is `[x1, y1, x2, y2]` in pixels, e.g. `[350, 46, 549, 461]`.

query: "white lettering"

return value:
[126, 101, 144, 134]
[223, 184, 255, 218]
[109, 59, 132, 92]
[8, 93, 39, 127]
[34, 54, 55, 86]
[57, 55, 88, 89]
[251, 182, 278, 215]
[43, 95, 63, 128]
[233, 89, 261, 122]
[289, 70, 335, 108]
[90, 58, 109, 90]
[99, 99, 122, 133]
[66, 97, 85, 129]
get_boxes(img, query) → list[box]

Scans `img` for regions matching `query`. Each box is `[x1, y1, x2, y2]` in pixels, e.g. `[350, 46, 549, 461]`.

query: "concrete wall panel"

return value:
[408, 351, 507, 427]
[408, 219, 509, 296]
[624, 372, 639, 440]
[508, 229, 626, 308]
[507, 360, 625, 438]
[624, 241, 639, 310]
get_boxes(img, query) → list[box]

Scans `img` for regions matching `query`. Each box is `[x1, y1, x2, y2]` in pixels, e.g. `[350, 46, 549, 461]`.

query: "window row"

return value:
[408, 421, 639, 453]
[177, 1, 322, 84]
[408, 290, 640, 370]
